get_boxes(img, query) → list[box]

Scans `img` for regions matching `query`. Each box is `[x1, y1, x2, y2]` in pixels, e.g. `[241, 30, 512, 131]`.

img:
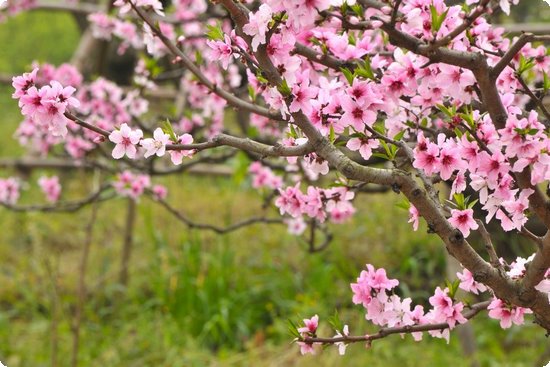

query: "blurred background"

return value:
[1, 3, 550, 366]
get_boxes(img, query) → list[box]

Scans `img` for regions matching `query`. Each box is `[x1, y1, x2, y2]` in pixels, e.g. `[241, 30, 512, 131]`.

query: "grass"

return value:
[0, 9, 549, 367]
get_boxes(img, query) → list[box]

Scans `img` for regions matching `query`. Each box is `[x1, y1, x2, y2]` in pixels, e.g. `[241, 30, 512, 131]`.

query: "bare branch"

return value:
[1, 184, 114, 213]
[167, 133, 315, 157]
[153, 195, 284, 234]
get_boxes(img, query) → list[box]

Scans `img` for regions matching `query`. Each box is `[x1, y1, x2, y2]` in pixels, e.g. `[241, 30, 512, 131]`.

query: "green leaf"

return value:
[328, 310, 343, 332]
[454, 127, 463, 138]
[430, 5, 438, 29]
[458, 112, 474, 127]
[351, 4, 364, 17]
[543, 71, 550, 94]
[372, 152, 390, 160]
[287, 319, 301, 339]
[256, 72, 269, 84]
[380, 140, 397, 160]
[289, 124, 299, 139]
[329, 124, 336, 143]
[373, 122, 386, 135]
[205, 23, 225, 41]
[248, 85, 257, 102]
[447, 279, 461, 299]
[348, 32, 356, 46]
[395, 198, 410, 210]
[278, 79, 292, 96]
[453, 193, 465, 210]
[161, 119, 178, 143]
[517, 54, 536, 75]
[430, 5, 448, 32]
[340, 67, 355, 85]
[195, 50, 203, 65]
[394, 129, 406, 141]
[355, 58, 375, 80]
[436, 104, 453, 117]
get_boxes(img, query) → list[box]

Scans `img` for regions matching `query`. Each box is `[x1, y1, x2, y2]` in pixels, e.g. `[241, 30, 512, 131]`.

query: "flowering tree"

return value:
[2, 0, 550, 358]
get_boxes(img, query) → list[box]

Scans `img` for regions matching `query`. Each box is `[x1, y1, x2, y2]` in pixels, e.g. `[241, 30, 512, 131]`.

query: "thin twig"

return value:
[515, 73, 550, 124]
[1, 184, 114, 213]
[475, 219, 501, 269]
[153, 195, 284, 234]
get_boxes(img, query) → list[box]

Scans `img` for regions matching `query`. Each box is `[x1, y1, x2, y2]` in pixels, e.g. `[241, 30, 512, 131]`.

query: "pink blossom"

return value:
[297, 341, 317, 355]
[413, 140, 440, 176]
[207, 34, 234, 70]
[448, 209, 479, 238]
[249, 162, 283, 190]
[275, 183, 304, 217]
[140, 127, 170, 158]
[285, 217, 307, 235]
[297, 315, 319, 335]
[429, 287, 454, 319]
[408, 205, 420, 231]
[340, 96, 377, 131]
[0, 178, 20, 205]
[242, 4, 272, 51]
[15, 78, 80, 138]
[289, 83, 317, 115]
[437, 140, 467, 180]
[12, 67, 37, 98]
[169, 133, 195, 165]
[109, 123, 143, 159]
[38, 176, 61, 203]
[114, 0, 164, 16]
[152, 184, 168, 200]
[487, 298, 531, 329]
[333, 325, 349, 355]
[113, 171, 151, 200]
[456, 268, 487, 295]
[346, 136, 380, 160]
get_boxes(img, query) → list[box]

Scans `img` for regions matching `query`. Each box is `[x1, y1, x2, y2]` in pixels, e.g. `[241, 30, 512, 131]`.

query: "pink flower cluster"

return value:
[12, 65, 151, 159]
[248, 162, 283, 190]
[275, 184, 355, 225]
[113, 0, 165, 17]
[112, 171, 151, 200]
[13, 68, 80, 138]
[351, 265, 467, 343]
[487, 298, 531, 329]
[456, 268, 487, 295]
[0, 178, 20, 205]
[456, 257, 543, 329]
[448, 208, 479, 238]
[296, 315, 319, 355]
[38, 176, 61, 203]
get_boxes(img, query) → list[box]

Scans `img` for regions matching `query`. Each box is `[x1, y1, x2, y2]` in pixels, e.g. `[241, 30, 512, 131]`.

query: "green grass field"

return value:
[0, 11, 549, 367]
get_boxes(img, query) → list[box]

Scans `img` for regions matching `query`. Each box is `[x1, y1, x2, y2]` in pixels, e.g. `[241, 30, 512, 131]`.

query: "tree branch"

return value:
[302, 300, 490, 345]
[153, 195, 284, 234]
